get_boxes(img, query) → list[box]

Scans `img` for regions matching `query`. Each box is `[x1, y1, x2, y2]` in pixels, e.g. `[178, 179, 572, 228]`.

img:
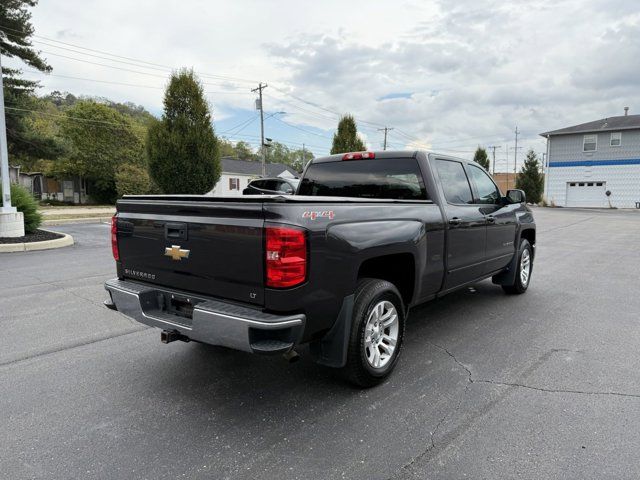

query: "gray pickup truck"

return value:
[105, 150, 535, 386]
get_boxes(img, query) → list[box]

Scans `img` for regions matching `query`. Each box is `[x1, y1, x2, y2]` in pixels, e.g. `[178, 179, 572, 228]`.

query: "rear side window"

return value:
[298, 158, 428, 200]
[435, 159, 473, 204]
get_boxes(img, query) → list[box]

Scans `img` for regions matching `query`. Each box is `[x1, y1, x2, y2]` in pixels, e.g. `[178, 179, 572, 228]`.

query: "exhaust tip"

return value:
[283, 350, 300, 363]
[161, 330, 189, 344]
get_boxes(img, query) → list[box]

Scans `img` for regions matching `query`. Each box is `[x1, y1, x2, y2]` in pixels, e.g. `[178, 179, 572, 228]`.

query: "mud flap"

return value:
[309, 295, 354, 368]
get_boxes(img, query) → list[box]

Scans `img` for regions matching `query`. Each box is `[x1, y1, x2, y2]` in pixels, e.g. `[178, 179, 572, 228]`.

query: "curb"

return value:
[0, 230, 74, 253]
[43, 216, 112, 226]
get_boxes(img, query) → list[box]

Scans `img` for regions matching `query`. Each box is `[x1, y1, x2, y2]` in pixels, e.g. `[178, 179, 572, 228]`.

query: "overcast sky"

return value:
[6, 0, 640, 168]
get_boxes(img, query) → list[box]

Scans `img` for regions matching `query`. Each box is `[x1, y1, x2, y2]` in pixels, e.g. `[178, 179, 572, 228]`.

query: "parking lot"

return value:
[2, 207, 640, 479]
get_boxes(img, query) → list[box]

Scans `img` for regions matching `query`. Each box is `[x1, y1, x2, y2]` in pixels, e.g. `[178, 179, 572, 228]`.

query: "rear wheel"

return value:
[502, 239, 533, 295]
[343, 279, 405, 387]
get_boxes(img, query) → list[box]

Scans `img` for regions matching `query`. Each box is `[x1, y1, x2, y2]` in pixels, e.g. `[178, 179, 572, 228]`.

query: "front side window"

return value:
[435, 159, 473, 204]
[298, 158, 428, 200]
[610, 132, 621, 147]
[468, 165, 501, 204]
[583, 134, 597, 152]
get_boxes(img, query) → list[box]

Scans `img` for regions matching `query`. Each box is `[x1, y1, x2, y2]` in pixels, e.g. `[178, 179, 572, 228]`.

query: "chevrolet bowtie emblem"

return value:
[164, 245, 190, 261]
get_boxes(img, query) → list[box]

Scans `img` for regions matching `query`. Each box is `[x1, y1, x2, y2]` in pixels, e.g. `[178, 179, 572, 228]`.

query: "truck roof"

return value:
[310, 150, 469, 164]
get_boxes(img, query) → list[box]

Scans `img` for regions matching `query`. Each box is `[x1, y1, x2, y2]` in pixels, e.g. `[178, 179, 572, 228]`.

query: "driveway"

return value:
[1, 209, 640, 479]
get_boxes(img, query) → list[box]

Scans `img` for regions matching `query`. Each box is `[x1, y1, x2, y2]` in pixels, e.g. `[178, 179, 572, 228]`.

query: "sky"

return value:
[5, 0, 640, 171]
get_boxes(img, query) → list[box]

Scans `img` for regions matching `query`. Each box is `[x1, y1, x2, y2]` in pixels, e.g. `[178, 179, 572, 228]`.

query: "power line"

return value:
[24, 69, 253, 95]
[0, 24, 257, 85]
[270, 116, 332, 139]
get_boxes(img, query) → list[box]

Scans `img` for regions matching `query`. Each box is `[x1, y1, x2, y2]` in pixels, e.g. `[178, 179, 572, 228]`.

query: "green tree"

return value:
[1, 1, 63, 164]
[218, 138, 236, 158]
[473, 146, 490, 171]
[234, 140, 257, 160]
[147, 69, 220, 193]
[330, 115, 366, 154]
[59, 101, 145, 203]
[516, 149, 544, 204]
[0, 0, 51, 93]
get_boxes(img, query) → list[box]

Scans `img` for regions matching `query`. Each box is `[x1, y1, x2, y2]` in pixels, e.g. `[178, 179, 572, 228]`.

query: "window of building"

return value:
[434, 159, 473, 204]
[583, 134, 597, 152]
[610, 132, 621, 147]
[228, 178, 240, 190]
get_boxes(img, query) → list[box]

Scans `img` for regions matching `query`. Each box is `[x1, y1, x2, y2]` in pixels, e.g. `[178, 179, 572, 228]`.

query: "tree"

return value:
[516, 149, 544, 204]
[473, 146, 490, 171]
[147, 69, 221, 193]
[59, 101, 145, 203]
[0, 0, 51, 94]
[1, 1, 63, 163]
[234, 140, 257, 161]
[330, 115, 366, 154]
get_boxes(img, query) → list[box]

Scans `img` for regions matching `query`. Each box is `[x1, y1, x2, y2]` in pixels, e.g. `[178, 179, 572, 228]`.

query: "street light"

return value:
[0, 38, 25, 237]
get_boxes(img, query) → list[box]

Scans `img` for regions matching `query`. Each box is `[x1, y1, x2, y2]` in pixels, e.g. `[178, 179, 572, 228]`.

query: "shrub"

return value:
[115, 163, 153, 197]
[0, 183, 42, 234]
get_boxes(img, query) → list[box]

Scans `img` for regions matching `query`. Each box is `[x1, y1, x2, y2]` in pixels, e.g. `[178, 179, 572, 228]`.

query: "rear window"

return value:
[298, 158, 428, 200]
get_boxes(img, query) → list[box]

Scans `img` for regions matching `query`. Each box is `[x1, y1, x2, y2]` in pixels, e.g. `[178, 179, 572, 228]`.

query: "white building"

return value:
[210, 157, 299, 196]
[541, 109, 640, 208]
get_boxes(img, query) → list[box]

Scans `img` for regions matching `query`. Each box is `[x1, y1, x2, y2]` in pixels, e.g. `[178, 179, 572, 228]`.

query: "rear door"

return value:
[116, 200, 265, 306]
[433, 158, 487, 288]
[466, 164, 517, 274]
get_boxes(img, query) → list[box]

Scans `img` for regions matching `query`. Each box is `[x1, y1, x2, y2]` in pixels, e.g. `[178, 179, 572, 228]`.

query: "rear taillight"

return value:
[265, 226, 307, 288]
[342, 152, 375, 160]
[111, 215, 119, 261]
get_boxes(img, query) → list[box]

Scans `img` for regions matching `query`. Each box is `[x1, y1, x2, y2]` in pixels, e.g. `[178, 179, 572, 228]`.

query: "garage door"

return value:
[566, 181, 607, 207]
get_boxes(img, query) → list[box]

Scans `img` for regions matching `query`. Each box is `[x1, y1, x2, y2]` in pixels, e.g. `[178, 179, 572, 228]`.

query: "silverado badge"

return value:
[164, 245, 190, 261]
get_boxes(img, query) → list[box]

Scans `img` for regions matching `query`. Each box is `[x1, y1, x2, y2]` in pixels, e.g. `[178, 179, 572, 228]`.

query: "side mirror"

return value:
[506, 189, 526, 204]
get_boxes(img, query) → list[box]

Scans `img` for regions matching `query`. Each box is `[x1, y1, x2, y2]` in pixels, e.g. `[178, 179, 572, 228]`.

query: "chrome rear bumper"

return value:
[104, 278, 305, 354]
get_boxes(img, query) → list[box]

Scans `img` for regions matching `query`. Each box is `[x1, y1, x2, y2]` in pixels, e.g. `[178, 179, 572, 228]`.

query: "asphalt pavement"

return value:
[1, 209, 640, 479]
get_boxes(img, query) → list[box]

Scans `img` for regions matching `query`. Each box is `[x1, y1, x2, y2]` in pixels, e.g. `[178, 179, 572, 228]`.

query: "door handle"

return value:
[485, 215, 496, 224]
[449, 217, 462, 226]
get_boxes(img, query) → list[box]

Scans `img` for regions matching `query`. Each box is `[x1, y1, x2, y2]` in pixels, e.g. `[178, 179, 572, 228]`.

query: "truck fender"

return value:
[492, 227, 533, 285]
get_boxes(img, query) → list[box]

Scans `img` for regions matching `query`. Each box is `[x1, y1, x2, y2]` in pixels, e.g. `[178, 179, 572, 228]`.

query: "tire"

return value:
[502, 239, 533, 295]
[343, 278, 406, 387]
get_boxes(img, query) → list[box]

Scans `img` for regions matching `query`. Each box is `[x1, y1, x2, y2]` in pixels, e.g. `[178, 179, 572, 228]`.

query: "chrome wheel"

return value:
[364, 300, 399, 369]
[520, 249, 531, 286]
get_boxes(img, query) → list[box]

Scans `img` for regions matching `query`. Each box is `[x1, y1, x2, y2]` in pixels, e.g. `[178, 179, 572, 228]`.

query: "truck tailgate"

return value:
[115, 199, 265, 306]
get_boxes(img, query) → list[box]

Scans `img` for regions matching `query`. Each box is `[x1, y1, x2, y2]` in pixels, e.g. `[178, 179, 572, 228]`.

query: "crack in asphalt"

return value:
[392, 341, 640, 479]
[538, 215, 595, 233]
[0, 327, 146, 369]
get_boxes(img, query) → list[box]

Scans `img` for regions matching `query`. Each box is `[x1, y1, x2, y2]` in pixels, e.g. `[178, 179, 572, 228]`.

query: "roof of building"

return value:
[540, 114, 640, 137]
[220, 157, 299, 177]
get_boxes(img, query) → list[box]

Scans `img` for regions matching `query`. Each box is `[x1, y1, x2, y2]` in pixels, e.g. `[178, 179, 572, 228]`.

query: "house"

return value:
[210, 157, 299, 196]
[541, 108, 640, 208]
[9, 165, 89, 204]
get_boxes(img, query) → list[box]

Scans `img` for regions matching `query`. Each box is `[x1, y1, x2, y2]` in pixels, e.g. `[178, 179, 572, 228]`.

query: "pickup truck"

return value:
[104, 150, 535, 387]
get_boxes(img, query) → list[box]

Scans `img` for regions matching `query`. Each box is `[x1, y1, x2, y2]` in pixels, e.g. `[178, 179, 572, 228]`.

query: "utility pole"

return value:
[487, 145, 501, 175]
[514, 126, 520, 175]
[0, 48, 14, 213]
[301, 143, 306, 170]
[377, 126, 393, 150]
[251, 82, 268, 176]
[0, 46, 23, 237]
